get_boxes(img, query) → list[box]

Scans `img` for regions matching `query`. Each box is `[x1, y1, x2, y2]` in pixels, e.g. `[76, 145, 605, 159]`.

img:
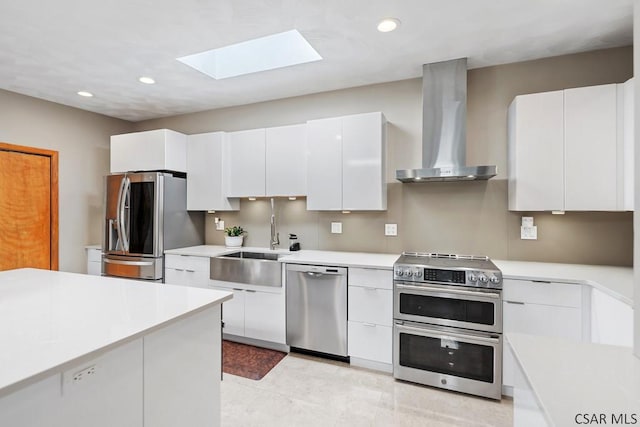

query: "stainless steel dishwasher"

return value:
[286, 264, 348, 358]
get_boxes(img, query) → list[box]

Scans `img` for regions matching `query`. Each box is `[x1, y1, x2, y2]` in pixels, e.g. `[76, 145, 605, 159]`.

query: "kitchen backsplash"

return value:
[206, 181, 633, 266]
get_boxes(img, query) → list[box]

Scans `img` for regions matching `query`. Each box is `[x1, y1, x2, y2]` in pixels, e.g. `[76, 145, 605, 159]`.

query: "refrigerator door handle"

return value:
[115, 175, 127, 251]
[120, 176, 131, 252]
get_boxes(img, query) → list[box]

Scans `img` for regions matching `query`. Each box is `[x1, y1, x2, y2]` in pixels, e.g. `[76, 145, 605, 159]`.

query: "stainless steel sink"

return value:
[210, 251, 283, 287]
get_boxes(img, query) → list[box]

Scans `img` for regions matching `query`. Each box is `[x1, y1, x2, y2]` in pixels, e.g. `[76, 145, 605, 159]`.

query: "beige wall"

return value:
[0, 89, 132, 273]
[135, 46, 633, 267]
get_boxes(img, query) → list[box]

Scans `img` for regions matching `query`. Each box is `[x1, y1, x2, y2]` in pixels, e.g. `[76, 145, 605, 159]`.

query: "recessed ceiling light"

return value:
[377, 18, 400, 33]
[139, 76, 155, 84]
[77, 91, 93, 97]
[177, 29, 322, 80]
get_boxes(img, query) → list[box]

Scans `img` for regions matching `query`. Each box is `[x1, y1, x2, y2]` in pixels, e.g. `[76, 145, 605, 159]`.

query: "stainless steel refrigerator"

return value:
[102, 171, 204, 282]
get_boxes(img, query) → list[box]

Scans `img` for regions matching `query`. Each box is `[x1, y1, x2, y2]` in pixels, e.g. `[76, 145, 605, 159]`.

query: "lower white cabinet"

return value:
[86, 247, 102, 276]
[245, 290, 286, 343]
[502, 279, 583, 391]
[347, 268, 393, 370]
[164, 254, 210, 287]
[590, 288, 633, 347]
[210, 283, 286, 345]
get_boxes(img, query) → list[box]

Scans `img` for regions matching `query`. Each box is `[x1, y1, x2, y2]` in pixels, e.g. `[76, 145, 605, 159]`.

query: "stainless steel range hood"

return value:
[396, 58, 497, 182]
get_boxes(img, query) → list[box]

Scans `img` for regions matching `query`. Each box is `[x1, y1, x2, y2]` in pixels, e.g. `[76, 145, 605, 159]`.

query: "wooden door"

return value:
[0, 143, 58, 271]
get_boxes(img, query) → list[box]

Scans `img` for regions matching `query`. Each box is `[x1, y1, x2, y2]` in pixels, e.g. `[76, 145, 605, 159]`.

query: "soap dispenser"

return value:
[288, 234, 300, 251]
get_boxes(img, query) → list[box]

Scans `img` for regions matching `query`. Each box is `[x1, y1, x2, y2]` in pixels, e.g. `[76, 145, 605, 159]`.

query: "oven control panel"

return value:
[394, 266, 503, 288]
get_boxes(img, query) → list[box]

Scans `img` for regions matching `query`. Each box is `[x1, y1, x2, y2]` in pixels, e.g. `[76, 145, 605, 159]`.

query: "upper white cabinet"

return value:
[111, 129, 187, 173]
[508, 82, 633, 211]
[307, 117, 343, 210]
[564, 84, 618, 210]
[508, 90, 564, 211]
[186, 132, 239, 211]
[307, 112, 387, 211]
[622, 78, 634, 210]
[226, 125, 308, 198]
[265, 124, 307, 197]
[225, 128, 266, 197]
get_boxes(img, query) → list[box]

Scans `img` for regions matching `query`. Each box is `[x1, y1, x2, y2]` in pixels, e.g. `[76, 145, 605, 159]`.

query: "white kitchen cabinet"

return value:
[164, 254, 210, 287]
[508, 83, 629, 211]
[265, 124, 307, 197]
[564, 84, 619, 210]
[307, 117, 343, 210]
[209, 282, 286, 345]
[347, 267, 393, 371]
[218, 287, 245, 337]
[621, 78, 634, 211]
[110, 129, 187, 173]
[244, 290, 286, 343]
[86, 247, 102, 276]
[225, 128, 266, 197]
[507, 90, 564, 211]
[502, 279, 583, 391]
[590, 288, 633, 347]
[342, 112, 386, 211]
[307, 112, 387, 211]
[186, 132, 239, 211]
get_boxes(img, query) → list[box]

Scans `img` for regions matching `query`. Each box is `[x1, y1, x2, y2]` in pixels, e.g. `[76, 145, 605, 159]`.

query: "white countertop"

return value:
[279, 250, 399, 269]
[166, 246, 633, 302]
[494, 259, 633, 305]
[508, 333, 640, 426]
[166, 245, 399, 269]
[0, 268, 232, 395]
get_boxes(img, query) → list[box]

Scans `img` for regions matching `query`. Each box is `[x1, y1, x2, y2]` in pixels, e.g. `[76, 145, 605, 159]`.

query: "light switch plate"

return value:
[331, 222, 342, 234]
[521, 226, 537, 240]
[215, 220, 225, 231]
[385, 223, 398, 236]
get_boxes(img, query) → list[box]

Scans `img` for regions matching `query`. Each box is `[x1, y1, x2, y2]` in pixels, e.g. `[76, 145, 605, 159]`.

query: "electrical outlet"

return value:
[72, 365, 96, 384]
[331, 222, 342, 234]
[216, 220, 225, 231]
[520, 226, 537, 240]
[385, 223, 398, 236]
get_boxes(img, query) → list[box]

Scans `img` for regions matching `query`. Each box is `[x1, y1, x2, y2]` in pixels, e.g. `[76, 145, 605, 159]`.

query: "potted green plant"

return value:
[224, 226, 246, 248]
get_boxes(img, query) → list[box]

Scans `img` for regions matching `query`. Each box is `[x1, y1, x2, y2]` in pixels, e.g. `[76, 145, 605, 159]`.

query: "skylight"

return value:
[177, 30, 322, 80]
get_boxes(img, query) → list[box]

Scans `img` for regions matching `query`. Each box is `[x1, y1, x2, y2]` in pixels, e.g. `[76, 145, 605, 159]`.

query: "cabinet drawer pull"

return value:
[185, 269, 195, 273]
[232, 288, 244, 291]
[174, 268, 184, 272]
[505, 300, 525, 305]
[362, 322, 376, 327]
[245, 290, 257, 293]
[531, 280, 551, 284]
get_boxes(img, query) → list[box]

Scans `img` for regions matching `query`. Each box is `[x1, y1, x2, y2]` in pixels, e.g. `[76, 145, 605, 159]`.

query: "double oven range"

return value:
[393, 253, 503, 400]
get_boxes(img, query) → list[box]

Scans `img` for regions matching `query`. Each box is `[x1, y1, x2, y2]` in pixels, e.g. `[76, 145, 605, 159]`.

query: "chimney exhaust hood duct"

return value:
[396, 58, 497, 182]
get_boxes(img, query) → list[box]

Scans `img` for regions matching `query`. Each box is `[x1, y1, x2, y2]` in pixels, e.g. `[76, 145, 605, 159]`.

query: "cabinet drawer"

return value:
[348, 286, 392, 326]
[165, 268, 209, 288]
[348, 268, 392, 290]
[165, 254, 209, 272]
[503, 279, 582, 308]
[348, 321, 392, 364]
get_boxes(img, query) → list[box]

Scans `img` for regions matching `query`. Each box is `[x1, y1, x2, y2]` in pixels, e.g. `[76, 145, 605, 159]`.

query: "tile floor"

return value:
[221, 353, 513, 426]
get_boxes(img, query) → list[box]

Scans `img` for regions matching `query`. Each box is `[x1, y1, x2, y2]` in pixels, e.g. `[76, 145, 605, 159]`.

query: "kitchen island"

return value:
[0, 268, 232, 427]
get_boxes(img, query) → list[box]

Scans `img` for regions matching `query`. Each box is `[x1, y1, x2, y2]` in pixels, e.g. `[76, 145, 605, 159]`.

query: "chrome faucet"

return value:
[270, 198, 279, 250]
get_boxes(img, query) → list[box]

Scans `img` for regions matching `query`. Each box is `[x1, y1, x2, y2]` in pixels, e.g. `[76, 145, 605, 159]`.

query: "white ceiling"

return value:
[0, 0, 633, 122]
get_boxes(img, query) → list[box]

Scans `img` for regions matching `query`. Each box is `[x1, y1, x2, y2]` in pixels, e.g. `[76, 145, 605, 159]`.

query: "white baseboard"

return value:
[222, 334, 290, 353]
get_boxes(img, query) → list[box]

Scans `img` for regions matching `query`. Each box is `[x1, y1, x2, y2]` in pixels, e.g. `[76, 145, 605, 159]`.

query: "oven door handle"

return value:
[395, 323, 501, 345]
[395, 283, 500, 299]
